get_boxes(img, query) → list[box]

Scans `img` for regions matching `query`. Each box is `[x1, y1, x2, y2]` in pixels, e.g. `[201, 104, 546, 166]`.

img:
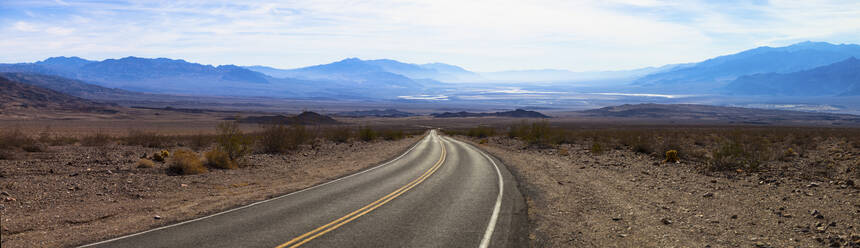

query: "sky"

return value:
[2, 0, 860, 72]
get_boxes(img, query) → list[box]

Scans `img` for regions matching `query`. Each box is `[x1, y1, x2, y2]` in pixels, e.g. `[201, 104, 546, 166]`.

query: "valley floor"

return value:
[465, 136, 860, 247]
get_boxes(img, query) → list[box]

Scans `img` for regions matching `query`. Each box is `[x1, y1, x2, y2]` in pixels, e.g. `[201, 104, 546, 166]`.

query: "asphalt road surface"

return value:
[81, 130, 526, 248]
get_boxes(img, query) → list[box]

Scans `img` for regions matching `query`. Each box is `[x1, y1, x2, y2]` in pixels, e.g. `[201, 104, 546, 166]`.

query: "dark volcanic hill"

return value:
[0, 75, 118, 115]
[432, 109, 550, 118]
[580, 103, 860, 125]
[333, 109, 416, 118]
[236, 111, 339, 125]
[724, 57, 860, 96]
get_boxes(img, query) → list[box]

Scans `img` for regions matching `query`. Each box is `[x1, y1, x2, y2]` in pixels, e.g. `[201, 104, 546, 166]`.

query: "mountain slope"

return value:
[0, 72, 136, 100]
[634, 42, 860, 90]
[580, 103, 860, 125]
[724, 57, 860, 96]
[0, 75, 118, 115]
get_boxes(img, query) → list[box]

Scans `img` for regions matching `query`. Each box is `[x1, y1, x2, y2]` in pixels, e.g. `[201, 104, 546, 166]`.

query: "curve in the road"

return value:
[276, 138, 447, 248]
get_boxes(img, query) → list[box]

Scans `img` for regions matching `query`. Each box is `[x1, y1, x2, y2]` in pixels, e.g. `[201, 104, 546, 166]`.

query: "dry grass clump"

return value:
[136, 158, 155, 168]
[168, 149, 206, 175]
[204, 148, 237, 169]
[380, 129, 405, 141]
[80, 131, 112, 146]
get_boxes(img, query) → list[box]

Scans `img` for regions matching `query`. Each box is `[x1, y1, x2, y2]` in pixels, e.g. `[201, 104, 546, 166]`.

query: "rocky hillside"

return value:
[0, 75, 118, 116]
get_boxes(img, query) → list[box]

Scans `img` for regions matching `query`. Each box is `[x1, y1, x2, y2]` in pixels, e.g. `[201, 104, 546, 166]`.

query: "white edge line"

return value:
[442, 136, 504, 248]
[78, 131, 433, 248]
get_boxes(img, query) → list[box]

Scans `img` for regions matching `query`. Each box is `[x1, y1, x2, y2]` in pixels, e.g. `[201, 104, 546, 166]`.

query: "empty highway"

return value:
[80, 130, 526, 248]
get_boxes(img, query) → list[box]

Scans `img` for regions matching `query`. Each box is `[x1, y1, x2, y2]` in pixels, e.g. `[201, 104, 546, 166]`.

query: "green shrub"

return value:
[204, 148, 236, 169]
[168, 149, 206, 175]
[216, 120, 252, 160]
[590, 143, 604, 155]
[358, 126, 377, 142]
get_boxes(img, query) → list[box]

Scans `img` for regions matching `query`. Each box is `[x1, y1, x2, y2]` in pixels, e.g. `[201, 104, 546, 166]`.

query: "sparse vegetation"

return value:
[216, 120, 252, 161]
[152, 149, 170, 162]
[136, 158, 155, 168]
[204, 148, 236, 169]
[451, 121, 860, 174]
[80, 131, 112, 146]
[124, 129, 168, 147]
[664, 150, 680, 163]
[168, 148, 206, 175]
[258, 123, 311, 153]
[358, 126, 377, 141]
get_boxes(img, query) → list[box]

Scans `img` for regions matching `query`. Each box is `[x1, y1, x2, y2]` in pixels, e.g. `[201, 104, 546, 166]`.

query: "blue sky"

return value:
[2, 0, 860, 71]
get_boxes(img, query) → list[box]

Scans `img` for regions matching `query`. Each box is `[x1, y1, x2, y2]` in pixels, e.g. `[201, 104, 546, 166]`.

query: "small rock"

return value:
[4, 197, 15, 202]
[811, 209, 824, 219]
[703, 192, 714, 198]
[180, 184, 188, 187]
[0, 191, 9, 196]
[106, 170, 113, 175]
[69, 173, 79, 177]
[731, 215, 738, 219]
[618, 234, 628, 238]
[154, 215, 162, 220]
[612, 217, 622, 221]
[846, 180, 855, 187]
[808, 182, 820, 188]
[661, 218, 673, 225]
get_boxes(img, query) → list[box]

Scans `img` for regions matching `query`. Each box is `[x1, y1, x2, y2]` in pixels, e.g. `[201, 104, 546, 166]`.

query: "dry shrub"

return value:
[152, 149, 170, 162]
[169, 149, 206, 175]
[258, 123, 310, 153]
[81, 132, 112, 146]
[189, 132, 215, 150]
[327, 126, 352, 143]
[204, 148, 237, 169]
[664, 150, 680, 163]
[380, 129, 405, 141]
[124, 129, 168, 147]
[467, 126, 496, 138]
[0, 128, 44, 154]
[358, 126, 377, 141]
[137, 158, 155, 168]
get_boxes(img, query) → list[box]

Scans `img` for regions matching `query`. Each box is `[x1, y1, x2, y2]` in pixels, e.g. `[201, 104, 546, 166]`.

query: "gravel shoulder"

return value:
[0, 136, 421, 248]
[466, 136, 859, 247]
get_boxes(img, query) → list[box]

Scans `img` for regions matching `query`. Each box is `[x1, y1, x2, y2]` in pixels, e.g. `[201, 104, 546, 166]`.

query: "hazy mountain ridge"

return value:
[634, 41, 860, 91]
[0, 75, 118, 115]
[725, 57, 860, 96]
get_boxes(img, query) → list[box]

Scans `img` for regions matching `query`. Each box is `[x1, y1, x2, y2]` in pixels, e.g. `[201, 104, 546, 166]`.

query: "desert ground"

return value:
[2, 108, 860, 247]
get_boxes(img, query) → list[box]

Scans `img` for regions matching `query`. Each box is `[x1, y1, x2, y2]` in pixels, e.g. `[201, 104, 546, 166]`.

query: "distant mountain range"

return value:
[725, 57, 860, 96]
[634, 41, 860, 93]
[3, 41, 860, 101]
[431, 109, 549, 118]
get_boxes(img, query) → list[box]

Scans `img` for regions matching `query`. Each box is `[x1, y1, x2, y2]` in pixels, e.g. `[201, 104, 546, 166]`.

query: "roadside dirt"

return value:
[0, 136, 420, 248]
[468, 136, 860, 247]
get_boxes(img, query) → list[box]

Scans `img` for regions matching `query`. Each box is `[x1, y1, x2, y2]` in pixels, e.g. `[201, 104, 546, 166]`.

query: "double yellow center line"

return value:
[275, 137, 447, 248]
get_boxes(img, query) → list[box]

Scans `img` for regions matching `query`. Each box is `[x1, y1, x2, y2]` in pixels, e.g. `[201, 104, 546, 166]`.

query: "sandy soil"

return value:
[0, 136, 420, 248]
[465, 136, 860, 247]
